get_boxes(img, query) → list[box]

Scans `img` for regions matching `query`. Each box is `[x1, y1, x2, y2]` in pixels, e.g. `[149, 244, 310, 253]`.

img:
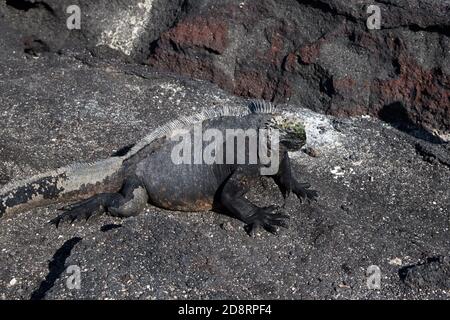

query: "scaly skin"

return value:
[1, 101, 318, 234]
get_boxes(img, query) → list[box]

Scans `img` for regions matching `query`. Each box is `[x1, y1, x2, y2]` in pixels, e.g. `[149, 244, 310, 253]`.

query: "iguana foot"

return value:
[50, 196, 107, 228]
[50, 177, 149, 228]
[293, 181, 318, 203]
[244, 205, 290, 235]
[273, 149, 318, 204]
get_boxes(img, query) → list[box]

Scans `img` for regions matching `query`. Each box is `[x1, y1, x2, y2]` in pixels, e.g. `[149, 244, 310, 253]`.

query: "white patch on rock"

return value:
[97, 0, 154, 56]
[292, 107, 344, 151]
[388, 257, 403, 266]
[8, 278, 17, 287]
[159, 82, 185, 95]
[330, 166, 345, 178]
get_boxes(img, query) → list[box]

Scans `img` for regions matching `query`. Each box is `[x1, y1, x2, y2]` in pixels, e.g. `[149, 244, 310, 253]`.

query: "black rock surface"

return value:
[0, 1, 449, 300]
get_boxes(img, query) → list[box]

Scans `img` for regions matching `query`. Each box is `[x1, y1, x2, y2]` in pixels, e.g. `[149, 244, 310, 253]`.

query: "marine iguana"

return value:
[0, 101, 317, 234]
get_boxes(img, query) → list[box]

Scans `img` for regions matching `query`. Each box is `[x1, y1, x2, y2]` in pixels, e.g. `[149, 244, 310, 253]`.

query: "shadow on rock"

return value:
[30, 237, 82, 300]
[378, 102, 445, 144]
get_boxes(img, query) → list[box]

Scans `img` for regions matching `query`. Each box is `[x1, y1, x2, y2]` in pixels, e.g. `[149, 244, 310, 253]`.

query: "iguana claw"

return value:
[244, 206, 290, 235]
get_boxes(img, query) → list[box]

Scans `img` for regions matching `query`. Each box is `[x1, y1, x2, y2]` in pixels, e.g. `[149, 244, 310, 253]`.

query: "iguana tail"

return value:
[0, 157, 125, 218]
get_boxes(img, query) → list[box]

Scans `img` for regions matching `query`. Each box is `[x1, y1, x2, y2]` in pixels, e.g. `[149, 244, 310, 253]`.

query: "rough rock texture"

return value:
[2, 0, 449, 136]
[399, 256, 450, 292]
[0, 0, 183, 60]
[146, 0, 450, 137]
[0, 0, 449, 300]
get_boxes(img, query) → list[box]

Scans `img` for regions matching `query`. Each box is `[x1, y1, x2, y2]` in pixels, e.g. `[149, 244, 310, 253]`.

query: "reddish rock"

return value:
[333, 76, 356, 94]
[283, 52, 298, 72]
[373, 53, 450, 132]
[148, 50, 233, 92]
[265, 32, 285, 66]
[159, 16, 229, 54]
[146, 0, 450, 133]
[233, 70, 291, 102]
[148, 15, 232, 91]
[298, 42, 321, 65]
[234, 70, 265, 98]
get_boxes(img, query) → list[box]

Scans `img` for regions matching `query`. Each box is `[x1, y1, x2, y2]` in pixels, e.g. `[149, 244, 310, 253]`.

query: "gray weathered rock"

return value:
[0, 0, 449, 300]
[2, 0, 448, 134]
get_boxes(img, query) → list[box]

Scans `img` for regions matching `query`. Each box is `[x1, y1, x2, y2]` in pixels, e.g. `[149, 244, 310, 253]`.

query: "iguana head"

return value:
[266, 113, 306, 151]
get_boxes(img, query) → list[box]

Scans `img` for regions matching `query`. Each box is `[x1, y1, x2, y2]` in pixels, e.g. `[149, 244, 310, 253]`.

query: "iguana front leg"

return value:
[220, 167, 289, 235]
[50, 176, 148, 227]
[274, 150, 318, 202]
